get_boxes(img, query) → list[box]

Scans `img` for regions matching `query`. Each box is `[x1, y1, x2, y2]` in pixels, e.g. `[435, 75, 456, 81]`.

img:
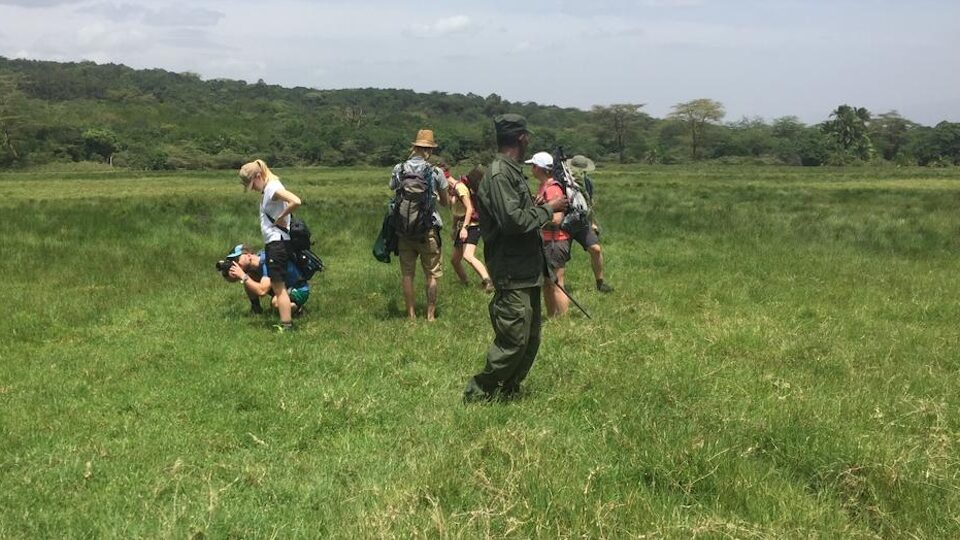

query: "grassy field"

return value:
[1, 164, 959, 538]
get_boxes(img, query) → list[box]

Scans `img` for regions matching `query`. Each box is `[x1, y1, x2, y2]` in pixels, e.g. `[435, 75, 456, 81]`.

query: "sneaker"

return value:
[274, 323, 295, 333]
[596, 281, 614, 293]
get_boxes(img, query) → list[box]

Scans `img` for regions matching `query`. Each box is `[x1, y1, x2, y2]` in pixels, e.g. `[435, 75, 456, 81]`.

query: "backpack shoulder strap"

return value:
[424, 165, 435, 197]
[262, 211, 290, 233]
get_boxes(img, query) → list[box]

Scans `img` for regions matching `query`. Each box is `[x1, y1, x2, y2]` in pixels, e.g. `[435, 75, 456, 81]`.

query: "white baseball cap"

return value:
[524, 151, 553, 169]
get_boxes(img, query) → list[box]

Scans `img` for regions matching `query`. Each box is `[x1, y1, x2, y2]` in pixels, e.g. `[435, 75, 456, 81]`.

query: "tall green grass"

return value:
[1, 165, 958, 537]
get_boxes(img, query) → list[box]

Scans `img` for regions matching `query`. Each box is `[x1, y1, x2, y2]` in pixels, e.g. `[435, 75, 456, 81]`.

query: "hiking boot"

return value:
[481, 278, 495, 293]
[463, 377, 495, 404]
[596, 281, 614, 293]
[499, 384, 523, 401]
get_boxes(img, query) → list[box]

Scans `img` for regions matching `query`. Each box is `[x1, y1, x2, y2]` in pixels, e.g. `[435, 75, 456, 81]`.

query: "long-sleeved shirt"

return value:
[477, 153, 553, 289]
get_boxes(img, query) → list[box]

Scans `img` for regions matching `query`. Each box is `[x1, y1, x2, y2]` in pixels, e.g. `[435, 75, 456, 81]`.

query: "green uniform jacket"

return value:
[477, 154, 553, 290]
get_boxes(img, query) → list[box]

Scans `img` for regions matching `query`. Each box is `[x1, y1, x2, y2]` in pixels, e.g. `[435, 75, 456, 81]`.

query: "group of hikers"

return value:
[221, 113, 613, 401]
[379, 126, 613, 322]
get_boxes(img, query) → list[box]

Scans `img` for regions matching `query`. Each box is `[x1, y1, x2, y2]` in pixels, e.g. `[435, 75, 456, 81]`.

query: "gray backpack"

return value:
[392, 161, 436, 238]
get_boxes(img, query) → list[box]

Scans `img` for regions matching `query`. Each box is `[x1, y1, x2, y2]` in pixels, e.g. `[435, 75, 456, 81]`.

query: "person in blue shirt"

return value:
[224, 244, 310, 315]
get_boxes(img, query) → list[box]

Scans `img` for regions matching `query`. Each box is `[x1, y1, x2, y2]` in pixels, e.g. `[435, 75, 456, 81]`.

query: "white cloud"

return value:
[431, 15, 471, 34]
[77, 22, 149, 50]
[643, 0, 704, 6]
[147, 4, 224, 27]
[80, 2, 224, 27]
[406, 15, 473, 37]
[81, 2, 148, 22]
[0, 0, 84, 6]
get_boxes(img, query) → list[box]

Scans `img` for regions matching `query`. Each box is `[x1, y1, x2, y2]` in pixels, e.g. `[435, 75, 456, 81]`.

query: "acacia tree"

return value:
[669, 98, 725, 160]
[591, 103, 645, 163]
[869, 110, 915, 161]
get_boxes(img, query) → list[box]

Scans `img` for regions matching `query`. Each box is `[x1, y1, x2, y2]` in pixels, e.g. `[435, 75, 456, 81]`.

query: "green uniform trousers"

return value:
[465, 286, 542, 399]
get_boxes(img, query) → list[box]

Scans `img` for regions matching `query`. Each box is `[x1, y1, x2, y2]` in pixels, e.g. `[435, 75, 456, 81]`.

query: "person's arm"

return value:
[243, 274, 272, 297]
[547, 184, 564, 228]
[550, 209, 564, 227]
[270, 189, 301, 228]
[435, 168, 450, 207]
[459, 188, 474, 240]
[229, 262, 272, 297]
[482, 173, 556, 235]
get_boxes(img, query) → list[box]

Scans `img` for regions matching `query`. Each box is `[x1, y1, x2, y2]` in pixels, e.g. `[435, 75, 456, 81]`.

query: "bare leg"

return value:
[272, 280, 293, 324]
[462, 243, 490, 281]
[589, 243, 604, 282]
[543, 280, 558, 317]
[451, 246, 468, 284]
[402, 273, 416, 319]
[552, 267, 569, 317]
[425, 276, 438, 321]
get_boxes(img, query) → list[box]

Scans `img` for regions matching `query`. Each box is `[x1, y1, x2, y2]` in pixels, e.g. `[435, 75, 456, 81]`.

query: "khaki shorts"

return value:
[398, 230, 443, 278]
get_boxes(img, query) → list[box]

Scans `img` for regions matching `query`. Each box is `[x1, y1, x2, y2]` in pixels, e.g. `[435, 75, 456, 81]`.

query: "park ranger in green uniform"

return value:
[463, 114, 568, 402]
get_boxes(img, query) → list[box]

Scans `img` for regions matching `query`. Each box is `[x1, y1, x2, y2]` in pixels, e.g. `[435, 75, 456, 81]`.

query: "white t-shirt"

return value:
[260, 180, 291, 244]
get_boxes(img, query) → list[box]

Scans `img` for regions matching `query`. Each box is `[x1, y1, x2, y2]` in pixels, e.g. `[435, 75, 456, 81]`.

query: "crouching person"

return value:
[224, 244, 310, 316]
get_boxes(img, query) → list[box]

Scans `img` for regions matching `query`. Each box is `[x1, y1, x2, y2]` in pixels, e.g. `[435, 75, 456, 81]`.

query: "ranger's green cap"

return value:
[494, 113, 531, 137]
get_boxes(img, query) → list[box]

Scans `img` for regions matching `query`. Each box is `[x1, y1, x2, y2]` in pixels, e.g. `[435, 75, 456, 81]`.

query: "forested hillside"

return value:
[1, 56, 957, 169]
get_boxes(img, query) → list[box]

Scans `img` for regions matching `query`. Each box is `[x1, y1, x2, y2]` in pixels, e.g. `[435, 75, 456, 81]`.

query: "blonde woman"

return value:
[238, 159, 302, 332]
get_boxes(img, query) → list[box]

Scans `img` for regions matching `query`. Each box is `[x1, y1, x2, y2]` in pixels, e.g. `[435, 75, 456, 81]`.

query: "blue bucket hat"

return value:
[225, 244, 244, 260]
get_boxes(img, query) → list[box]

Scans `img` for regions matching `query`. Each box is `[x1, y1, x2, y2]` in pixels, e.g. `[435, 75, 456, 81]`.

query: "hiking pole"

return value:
[552, 277, 592, 319]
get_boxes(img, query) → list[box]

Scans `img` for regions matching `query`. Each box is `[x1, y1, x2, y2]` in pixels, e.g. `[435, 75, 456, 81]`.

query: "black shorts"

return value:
[571, 226, 600, 250]
[265, 240, 289, 284]
[454, 224, 481, 247]
[543, 239, 571, 270]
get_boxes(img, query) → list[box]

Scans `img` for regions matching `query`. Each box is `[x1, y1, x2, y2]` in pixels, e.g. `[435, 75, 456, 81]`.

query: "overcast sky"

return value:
[1, 0, 957, 125]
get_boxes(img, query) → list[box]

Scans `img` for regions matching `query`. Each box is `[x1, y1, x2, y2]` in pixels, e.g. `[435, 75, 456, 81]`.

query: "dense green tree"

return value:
[822, 104, 873, 162]
[82, 128, 121, 164]
[713, 117, 775, 158]
[669, 98, 726, 160]
[909, 122, 960, 166]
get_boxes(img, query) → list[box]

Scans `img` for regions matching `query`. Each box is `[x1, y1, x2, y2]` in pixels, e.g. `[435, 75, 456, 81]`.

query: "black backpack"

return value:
[264, 212, 324, 278]
[392, 161, 436, 238]
[287, 215, 312, 252]
[291, 248, 324, 280]
[265, 212, 311, 252]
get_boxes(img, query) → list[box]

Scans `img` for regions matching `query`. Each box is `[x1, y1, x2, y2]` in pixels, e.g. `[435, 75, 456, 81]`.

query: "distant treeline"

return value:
[0, 56, 958, 170]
